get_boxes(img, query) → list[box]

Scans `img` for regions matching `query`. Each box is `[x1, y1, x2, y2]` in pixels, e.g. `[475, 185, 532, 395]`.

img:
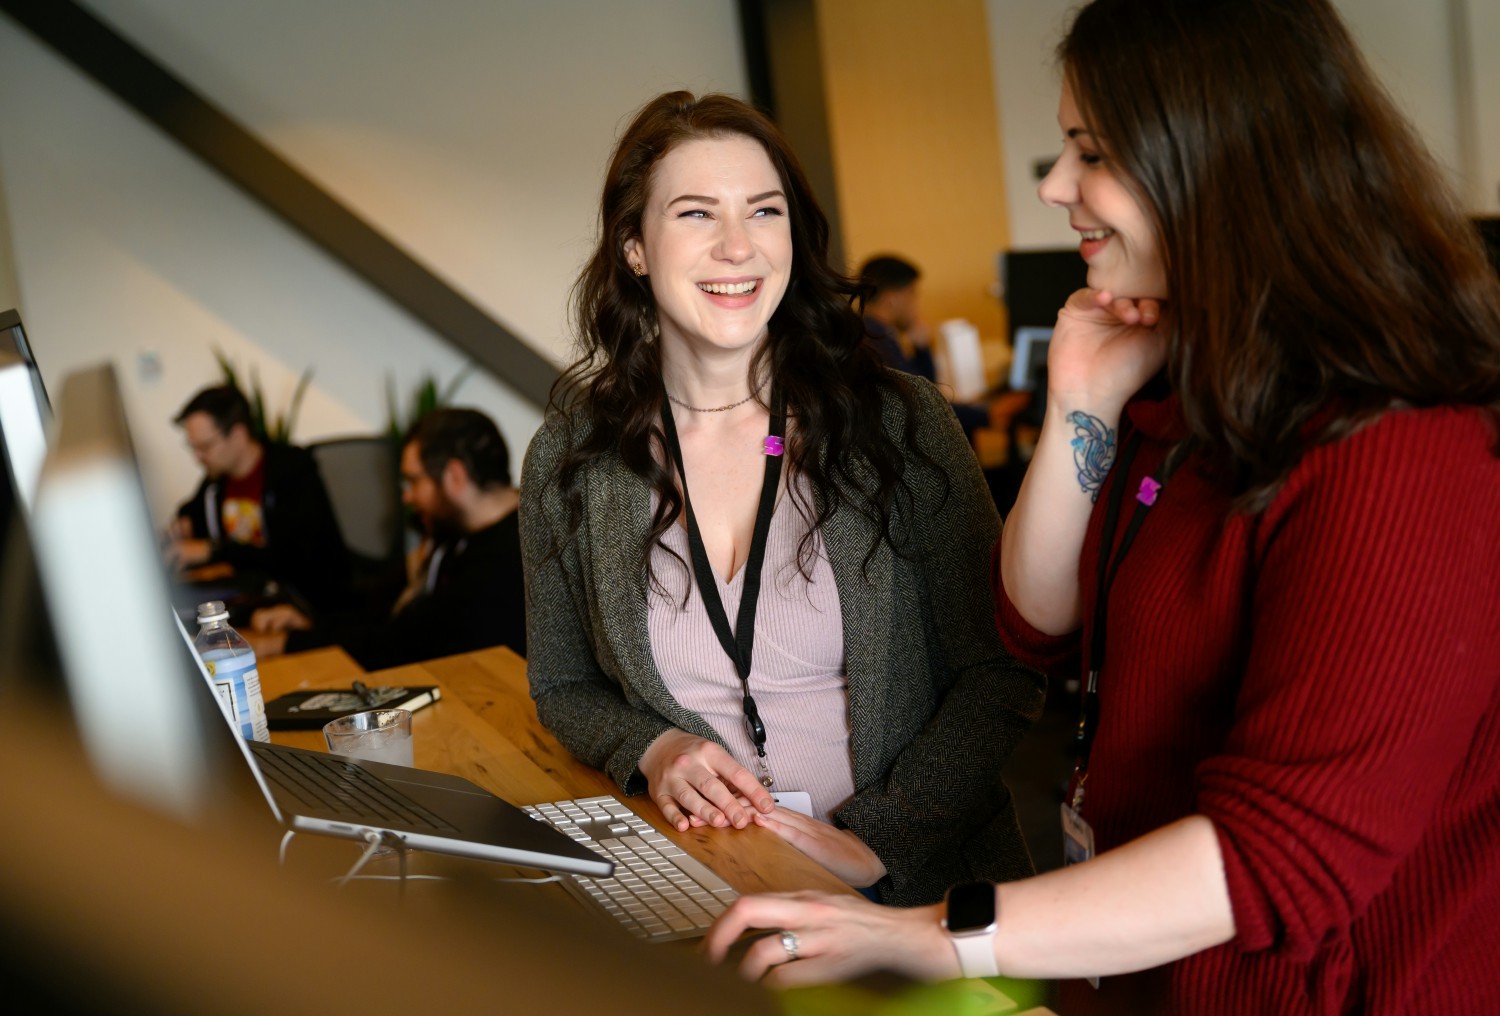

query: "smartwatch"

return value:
[942, 881, 1000, 978]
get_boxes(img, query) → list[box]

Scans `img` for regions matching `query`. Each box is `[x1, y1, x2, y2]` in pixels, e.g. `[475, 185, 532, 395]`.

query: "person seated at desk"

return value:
[166, 384, 349, 614]
[704, 1, 1500, 1012]
[857, 255, 935, 377]
[247, 407, 525, 669]
[859, 254, 1030, 457]
[859, 254, 987, 437]
[522, 90, 1044, 909]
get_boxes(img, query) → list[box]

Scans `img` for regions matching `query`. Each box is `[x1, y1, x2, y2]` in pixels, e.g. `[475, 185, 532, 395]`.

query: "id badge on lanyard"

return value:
[659, 387, 790, 790]
[1060, 799, 1100, 989]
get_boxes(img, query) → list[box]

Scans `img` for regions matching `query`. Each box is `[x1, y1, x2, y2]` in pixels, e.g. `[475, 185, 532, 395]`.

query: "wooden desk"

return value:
[0, 684, 781, 1015]
[258, 644, 855, 898]
[258, 646, 1057, 1012]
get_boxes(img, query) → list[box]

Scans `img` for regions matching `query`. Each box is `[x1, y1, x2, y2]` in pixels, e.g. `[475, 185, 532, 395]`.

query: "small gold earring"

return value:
[631, 262, 646, 277]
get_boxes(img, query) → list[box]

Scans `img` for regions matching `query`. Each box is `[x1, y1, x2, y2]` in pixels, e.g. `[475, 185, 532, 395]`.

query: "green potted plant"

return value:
[214, 349, 313, 445]
[384, 364, 475, 440]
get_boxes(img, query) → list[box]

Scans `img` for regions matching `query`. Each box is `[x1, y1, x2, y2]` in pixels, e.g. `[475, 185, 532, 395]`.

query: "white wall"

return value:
[985, 0, 1072, 253]
[987, 0, 1492, 250]
[0, 1, 746, 522]
[1462, 0, 1500, 214]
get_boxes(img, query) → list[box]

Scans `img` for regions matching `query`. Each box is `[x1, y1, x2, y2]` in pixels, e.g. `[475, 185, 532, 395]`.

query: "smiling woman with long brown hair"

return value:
[520, 91, 1043, 907]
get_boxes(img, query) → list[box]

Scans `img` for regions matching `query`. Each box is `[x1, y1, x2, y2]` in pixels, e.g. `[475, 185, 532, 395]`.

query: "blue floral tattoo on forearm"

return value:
[1067, 411, 1116, 502]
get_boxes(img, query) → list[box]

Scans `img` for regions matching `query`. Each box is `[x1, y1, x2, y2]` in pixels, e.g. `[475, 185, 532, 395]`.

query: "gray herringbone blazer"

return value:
[520, 376, 1044, 906]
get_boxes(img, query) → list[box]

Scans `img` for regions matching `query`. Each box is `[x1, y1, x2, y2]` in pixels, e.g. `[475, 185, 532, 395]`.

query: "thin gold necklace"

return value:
[665, 377, 768, 413]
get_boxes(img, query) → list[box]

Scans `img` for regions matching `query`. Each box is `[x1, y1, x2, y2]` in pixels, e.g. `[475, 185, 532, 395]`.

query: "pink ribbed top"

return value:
[648, 482, 853, 822]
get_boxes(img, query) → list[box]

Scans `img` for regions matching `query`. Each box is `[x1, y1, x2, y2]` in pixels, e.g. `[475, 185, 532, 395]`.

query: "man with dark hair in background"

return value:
[168, 384, 350, 613]
[247, 407, 526, 668]
[859, 254, 1025, 445]
[859, 255, 937, 380]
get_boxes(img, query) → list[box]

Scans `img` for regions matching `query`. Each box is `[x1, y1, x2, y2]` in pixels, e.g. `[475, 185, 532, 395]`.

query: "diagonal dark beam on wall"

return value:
[0, 0, 558, 409]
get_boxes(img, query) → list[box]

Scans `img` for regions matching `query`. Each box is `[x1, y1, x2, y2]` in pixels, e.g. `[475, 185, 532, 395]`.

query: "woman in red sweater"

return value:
[706, 1, 1500, 1011]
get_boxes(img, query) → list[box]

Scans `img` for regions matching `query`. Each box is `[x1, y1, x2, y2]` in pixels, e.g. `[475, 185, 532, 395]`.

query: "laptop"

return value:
[171, 613, 614, 877]
[18, 361, 612, 879]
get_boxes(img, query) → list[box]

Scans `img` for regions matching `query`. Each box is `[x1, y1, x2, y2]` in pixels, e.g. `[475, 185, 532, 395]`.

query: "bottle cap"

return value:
[196, 600, 230, 624]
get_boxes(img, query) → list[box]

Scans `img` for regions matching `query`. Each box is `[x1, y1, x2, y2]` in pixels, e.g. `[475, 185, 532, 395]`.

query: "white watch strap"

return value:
[951, 931, 1000, 978]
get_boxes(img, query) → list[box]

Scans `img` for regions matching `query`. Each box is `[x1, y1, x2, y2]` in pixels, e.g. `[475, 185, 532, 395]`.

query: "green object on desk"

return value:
[780, 975, 1045, 1016]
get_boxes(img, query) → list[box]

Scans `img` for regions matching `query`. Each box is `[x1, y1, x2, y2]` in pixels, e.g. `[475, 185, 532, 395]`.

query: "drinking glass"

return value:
[323, 708, 414, 767]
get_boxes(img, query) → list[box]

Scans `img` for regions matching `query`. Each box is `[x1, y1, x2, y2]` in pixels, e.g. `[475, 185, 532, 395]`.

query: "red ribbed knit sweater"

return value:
[995, 394, 1500, 1015]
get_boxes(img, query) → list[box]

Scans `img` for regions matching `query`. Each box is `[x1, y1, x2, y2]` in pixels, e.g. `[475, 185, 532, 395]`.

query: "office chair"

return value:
[307, 436, 405, 610]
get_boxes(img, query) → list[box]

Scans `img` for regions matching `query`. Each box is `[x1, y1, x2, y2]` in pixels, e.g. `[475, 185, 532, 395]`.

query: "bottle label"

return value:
[202, 651, 270, 742]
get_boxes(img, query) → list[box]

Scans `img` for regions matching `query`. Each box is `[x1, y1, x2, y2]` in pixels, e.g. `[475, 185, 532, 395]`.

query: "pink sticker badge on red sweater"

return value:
[1137, 476, 1162, 506]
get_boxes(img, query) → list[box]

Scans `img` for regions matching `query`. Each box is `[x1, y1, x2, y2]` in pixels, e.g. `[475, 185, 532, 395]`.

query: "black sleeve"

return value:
[300, 519, 525, 671]
[177, 479, 212, 538]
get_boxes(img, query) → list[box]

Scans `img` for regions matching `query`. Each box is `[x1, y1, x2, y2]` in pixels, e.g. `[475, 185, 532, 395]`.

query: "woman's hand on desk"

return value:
[750, 807, 887, 889]
[704, 891, 951, 987]
[639, 729, 774, 832]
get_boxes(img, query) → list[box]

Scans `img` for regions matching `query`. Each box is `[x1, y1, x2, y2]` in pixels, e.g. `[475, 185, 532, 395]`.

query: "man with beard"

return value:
[246, 408, 525, 667]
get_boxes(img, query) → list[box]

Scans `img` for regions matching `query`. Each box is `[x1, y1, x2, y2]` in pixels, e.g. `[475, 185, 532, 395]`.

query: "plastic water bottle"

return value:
[194, 600, 270, 742]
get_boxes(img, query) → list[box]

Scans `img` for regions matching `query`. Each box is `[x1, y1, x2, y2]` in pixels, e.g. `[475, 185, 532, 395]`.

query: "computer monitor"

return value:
[998, 248, 1088, 351]
[0, 309, 52, 517]
[20, 362, 219, 820]
[999, 250, 1087, 429]
[1008, 326, 1052, 393]
[0, 456, 64, 708]
[0, 311, 58, 694]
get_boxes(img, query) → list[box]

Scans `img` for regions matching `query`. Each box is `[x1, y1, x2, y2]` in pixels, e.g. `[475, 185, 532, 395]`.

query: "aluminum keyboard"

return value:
[523, 795, 739, 942]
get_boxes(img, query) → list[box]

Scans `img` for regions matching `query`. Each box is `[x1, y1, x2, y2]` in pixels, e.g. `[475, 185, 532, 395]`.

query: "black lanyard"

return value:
[658, 386, 787, 787]
[1070, 429, 1189, 812]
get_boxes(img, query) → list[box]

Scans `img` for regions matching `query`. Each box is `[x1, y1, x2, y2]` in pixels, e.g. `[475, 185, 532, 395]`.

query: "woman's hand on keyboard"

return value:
[639, 729, 775, 832]
[750, 807, 887, 889]
[703, 891, 954, 986]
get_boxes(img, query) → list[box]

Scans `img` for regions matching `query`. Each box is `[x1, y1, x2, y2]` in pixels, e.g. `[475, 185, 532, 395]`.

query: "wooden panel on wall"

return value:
[815, 0, 1010, 341]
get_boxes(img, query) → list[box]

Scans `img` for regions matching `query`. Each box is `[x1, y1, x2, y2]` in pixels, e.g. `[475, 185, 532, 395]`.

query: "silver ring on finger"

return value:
[780, 929, 800, 962]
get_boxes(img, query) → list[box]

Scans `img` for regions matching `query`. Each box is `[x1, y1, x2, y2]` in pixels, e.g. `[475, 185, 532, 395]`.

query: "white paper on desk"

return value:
[937, 319, 986, 401]
[770, 791, 814, 817]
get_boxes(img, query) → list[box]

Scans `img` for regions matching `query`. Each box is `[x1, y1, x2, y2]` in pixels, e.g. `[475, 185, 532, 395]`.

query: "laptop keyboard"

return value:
[251, 742, 456, 833]
[523, 795, 739, 942]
